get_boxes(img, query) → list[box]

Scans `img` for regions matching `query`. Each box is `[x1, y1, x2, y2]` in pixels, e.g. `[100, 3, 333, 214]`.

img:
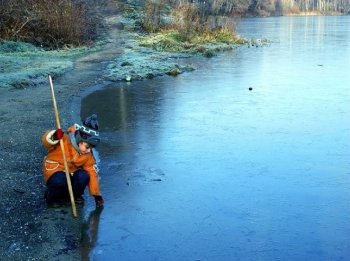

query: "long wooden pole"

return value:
[48, 75, 77, 217]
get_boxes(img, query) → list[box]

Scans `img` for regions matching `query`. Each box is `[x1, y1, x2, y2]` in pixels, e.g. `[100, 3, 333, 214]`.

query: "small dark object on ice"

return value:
[14, 188, 25, 194]
[249, 87, 253, 91]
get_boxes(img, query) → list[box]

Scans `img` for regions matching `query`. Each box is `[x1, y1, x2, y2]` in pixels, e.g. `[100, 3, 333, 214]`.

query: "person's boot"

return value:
[44, 189, 63, 208]
[74, 195, 85, 205]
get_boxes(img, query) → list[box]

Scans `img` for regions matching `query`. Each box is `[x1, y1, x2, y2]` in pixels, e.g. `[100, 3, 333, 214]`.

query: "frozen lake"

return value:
[80, 16, 350, 260]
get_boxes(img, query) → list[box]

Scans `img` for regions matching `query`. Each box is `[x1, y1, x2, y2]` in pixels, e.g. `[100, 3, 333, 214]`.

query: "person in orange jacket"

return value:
[41, 114, 104, 208]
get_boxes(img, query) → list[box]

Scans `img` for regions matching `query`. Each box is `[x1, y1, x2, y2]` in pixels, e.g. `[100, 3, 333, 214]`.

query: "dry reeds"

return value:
[143, 0, 167, 32]
[142, 0, 238, 41]
[0, 0, 100, 49]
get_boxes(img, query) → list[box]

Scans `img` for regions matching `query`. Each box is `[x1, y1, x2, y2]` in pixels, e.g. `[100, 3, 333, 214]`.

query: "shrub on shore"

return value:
[0, 0, 103, 49]
[139, 0, 250, 54]
[135, 0, 249, 54]
[142, 0, 240, 39]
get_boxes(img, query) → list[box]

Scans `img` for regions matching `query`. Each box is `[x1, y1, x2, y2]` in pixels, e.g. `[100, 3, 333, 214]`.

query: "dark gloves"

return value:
[52, 129, 64, 140]
[94, 195, 104, 207]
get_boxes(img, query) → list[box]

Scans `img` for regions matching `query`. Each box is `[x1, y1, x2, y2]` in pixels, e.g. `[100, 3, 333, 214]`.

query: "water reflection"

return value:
[81, 81, 169, 132]
[80, 207, 104, 260]
[81, 80, 170, 159]
[81, 86, 131, 131]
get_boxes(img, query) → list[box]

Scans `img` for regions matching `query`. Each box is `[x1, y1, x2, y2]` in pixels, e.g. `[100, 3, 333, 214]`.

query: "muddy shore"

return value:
[0, 38, 115, 261]
[0, 2, 125, 260]
[0, 61, 88, 259]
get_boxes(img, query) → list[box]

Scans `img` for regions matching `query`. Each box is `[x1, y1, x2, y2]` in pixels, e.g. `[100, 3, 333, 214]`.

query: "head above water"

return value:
[74, 114, 101, 147]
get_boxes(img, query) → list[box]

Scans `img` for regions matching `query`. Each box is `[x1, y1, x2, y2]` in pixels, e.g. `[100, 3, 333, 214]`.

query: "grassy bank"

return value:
[0, 41, 104, 89]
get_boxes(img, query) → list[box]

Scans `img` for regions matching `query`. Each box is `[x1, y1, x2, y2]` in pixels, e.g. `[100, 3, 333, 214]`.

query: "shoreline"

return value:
[0, 1, 209, 258]
[0, 2, 126, 259]
[0, 4, 270, 258]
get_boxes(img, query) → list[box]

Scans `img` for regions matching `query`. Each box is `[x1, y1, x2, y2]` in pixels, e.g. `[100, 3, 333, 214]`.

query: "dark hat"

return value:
[75, 114, 101, 147]
[83, 114, 99, 131]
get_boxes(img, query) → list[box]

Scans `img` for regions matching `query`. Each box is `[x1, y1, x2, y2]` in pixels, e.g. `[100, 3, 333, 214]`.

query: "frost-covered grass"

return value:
[138, 30, 244, 54]
[0, 56, 72, 89]
[103, 17, 269, 82]
[104, 32, 195, 82]
[0, 41, 101, 89]
[105, 47, 195, 81]
[138, 30, 270, 55]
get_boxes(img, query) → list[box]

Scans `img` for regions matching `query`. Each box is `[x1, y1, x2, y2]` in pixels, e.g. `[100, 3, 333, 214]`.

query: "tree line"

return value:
[164, 0, 350, 16]
[1, 0, 349, 49]
[143, 0, 349, 37]
[270, 0, 350, 15]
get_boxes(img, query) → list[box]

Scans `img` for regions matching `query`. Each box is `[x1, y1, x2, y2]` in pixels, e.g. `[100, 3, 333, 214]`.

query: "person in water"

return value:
[41, 114, 104, 208]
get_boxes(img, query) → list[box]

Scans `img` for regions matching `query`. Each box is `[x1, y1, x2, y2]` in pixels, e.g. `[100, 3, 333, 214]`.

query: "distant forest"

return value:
[275, 0, 350, 14]
[142, 0, 350, 37]
[166, 0, 350, 16]
[0, 0, 349, 48]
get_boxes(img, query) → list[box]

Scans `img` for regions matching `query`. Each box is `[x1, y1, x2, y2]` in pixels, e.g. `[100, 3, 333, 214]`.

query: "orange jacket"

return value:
[41, 125, 101, 196]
